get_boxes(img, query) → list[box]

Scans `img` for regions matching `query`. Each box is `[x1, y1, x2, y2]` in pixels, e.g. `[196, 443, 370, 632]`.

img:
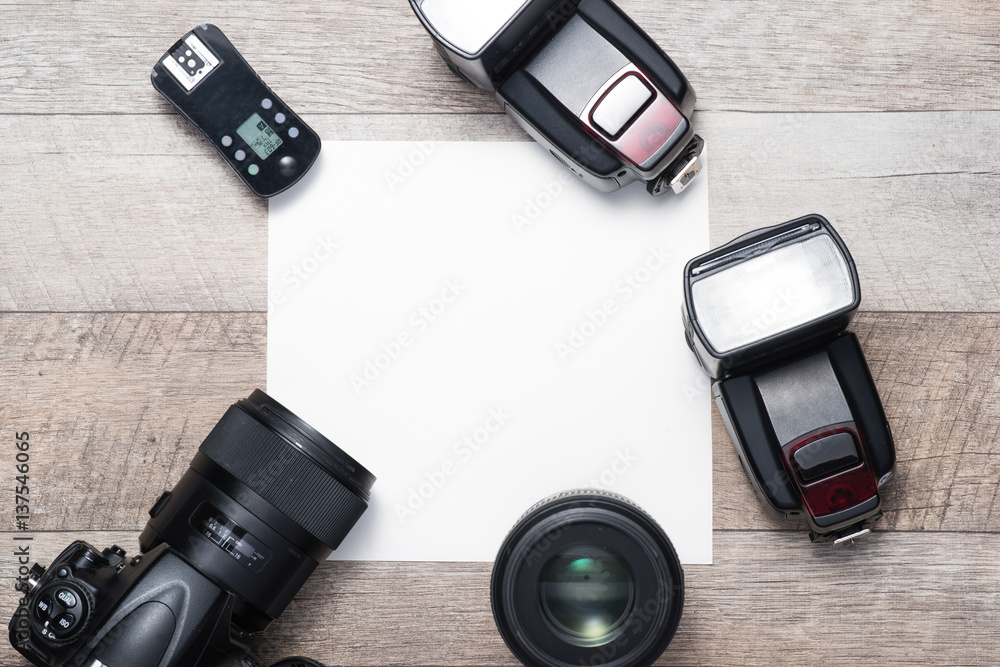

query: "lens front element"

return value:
[492, 490, 683, 667]
[540, 545, 634, 647]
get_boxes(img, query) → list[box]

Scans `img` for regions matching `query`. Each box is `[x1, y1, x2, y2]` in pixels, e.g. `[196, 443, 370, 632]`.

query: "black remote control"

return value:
[151, 24, 320, 198]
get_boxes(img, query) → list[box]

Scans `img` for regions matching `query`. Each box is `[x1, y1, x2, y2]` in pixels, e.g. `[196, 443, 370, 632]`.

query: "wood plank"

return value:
[2, 111, 997, 312]
[0, 530, 996, 666]
[1, 312, 998, 538]
[706, 111, 1000, 313]
[0, 313, 267, 531]
[2, 1, 998, 114]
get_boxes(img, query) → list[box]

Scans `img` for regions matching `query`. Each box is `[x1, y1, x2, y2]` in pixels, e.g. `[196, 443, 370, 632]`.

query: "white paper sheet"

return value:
[268, 141, 712, 564]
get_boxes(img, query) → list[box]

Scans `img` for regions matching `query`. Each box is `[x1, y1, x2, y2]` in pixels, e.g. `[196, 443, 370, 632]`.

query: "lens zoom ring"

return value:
[200, 407, 368, 549]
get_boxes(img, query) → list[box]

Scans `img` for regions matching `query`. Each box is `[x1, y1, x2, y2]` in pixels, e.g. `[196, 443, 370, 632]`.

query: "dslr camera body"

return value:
[410, 0, 704, 196]
[9, 391, 374, 667]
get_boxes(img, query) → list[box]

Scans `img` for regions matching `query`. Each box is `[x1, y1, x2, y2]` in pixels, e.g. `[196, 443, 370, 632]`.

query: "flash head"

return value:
[409, 0, 569, 91]
[410, 0, 704, 197]
[682, 216, 895, 543]
[683, 215, 861, 379]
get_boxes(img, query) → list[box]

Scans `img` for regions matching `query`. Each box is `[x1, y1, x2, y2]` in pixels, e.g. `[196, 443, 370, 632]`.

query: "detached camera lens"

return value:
[140, 390, 374, 632]
[492, 491, 683, 667]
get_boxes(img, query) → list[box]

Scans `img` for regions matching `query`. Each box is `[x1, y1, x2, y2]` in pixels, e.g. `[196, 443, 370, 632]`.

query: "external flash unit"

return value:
[409, 0, 705, 196]
[682, 215, 896, 543]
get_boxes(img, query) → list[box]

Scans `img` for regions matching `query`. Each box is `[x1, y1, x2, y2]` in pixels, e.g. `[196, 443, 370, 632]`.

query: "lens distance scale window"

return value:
[151, 24, 320, 197]
[192, 503, 272, 572]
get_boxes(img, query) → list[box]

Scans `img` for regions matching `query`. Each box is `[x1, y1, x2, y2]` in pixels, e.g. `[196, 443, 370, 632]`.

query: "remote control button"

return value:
[55, 588, 78, 609]
[288, 127, 299, 139]
[52, 612, 76, 635]
[234, 149, 246, 161]
[248, 164, 260, 176]
[274, 112, 286, 124]
[261, 98, 273, 109]
[221, 135, 233, 147]
[278, 156, 297, 177]
[34, 594, 53, 620]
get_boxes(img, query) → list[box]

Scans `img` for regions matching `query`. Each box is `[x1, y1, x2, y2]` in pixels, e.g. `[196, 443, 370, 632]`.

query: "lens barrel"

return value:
[492, 490, 683, 667]
[140, 390, 374, 632]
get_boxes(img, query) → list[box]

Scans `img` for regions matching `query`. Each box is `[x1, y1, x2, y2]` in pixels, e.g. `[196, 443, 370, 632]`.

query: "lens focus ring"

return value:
[199, 405, 368, 550]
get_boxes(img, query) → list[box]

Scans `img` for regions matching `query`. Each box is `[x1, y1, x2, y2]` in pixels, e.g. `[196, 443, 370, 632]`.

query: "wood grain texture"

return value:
[1, 531, 997, 666]
[1, 311, 997, 540]
[2, 111, 998, 312]
[2, 1, 999, 665]
[0, 313, 266, 531]
[1, 1, 998, 114]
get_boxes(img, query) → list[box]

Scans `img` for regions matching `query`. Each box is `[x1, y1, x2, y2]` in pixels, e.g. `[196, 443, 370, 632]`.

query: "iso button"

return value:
[52, 612, 76, 637]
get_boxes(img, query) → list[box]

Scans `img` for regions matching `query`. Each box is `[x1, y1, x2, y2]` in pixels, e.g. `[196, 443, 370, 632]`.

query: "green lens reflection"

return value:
[539, 545, 634, 647]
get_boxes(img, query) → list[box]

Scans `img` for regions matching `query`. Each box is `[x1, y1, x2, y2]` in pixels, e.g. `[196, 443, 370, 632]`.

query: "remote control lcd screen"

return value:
[237, 112, 283, 160]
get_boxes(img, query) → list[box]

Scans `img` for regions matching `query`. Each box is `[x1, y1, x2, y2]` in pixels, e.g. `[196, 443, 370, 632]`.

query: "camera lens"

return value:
[140, 390, 374, 632]
[492, 490, 683, 667]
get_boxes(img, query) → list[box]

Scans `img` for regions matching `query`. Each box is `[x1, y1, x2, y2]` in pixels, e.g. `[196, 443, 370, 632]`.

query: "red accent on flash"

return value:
[584, 72, 684, 169]
[780, 423, 878, 519]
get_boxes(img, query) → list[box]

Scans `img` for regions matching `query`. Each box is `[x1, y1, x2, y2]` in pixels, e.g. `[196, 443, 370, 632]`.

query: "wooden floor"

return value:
[1, 1, 998, 665]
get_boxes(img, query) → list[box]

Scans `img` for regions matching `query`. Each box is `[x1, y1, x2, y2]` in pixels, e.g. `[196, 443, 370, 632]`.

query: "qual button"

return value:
[56, 588, 79, 609]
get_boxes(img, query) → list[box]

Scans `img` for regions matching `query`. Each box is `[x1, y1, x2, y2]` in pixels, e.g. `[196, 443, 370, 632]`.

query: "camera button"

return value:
[56, 588, 79, 609]
[52, 612, 76, 635]
[56, 566, 71, 578]
[149, 491, 172, 518]
[34, 594, 54, 620]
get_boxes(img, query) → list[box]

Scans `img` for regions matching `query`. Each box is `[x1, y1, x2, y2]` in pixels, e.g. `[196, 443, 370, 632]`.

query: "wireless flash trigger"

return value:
[151, 24, 320, 198]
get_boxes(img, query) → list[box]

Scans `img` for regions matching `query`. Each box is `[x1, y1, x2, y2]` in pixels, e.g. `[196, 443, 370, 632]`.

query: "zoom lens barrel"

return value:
[139, 390, 375, 632]
[492, 490, 684, 667]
